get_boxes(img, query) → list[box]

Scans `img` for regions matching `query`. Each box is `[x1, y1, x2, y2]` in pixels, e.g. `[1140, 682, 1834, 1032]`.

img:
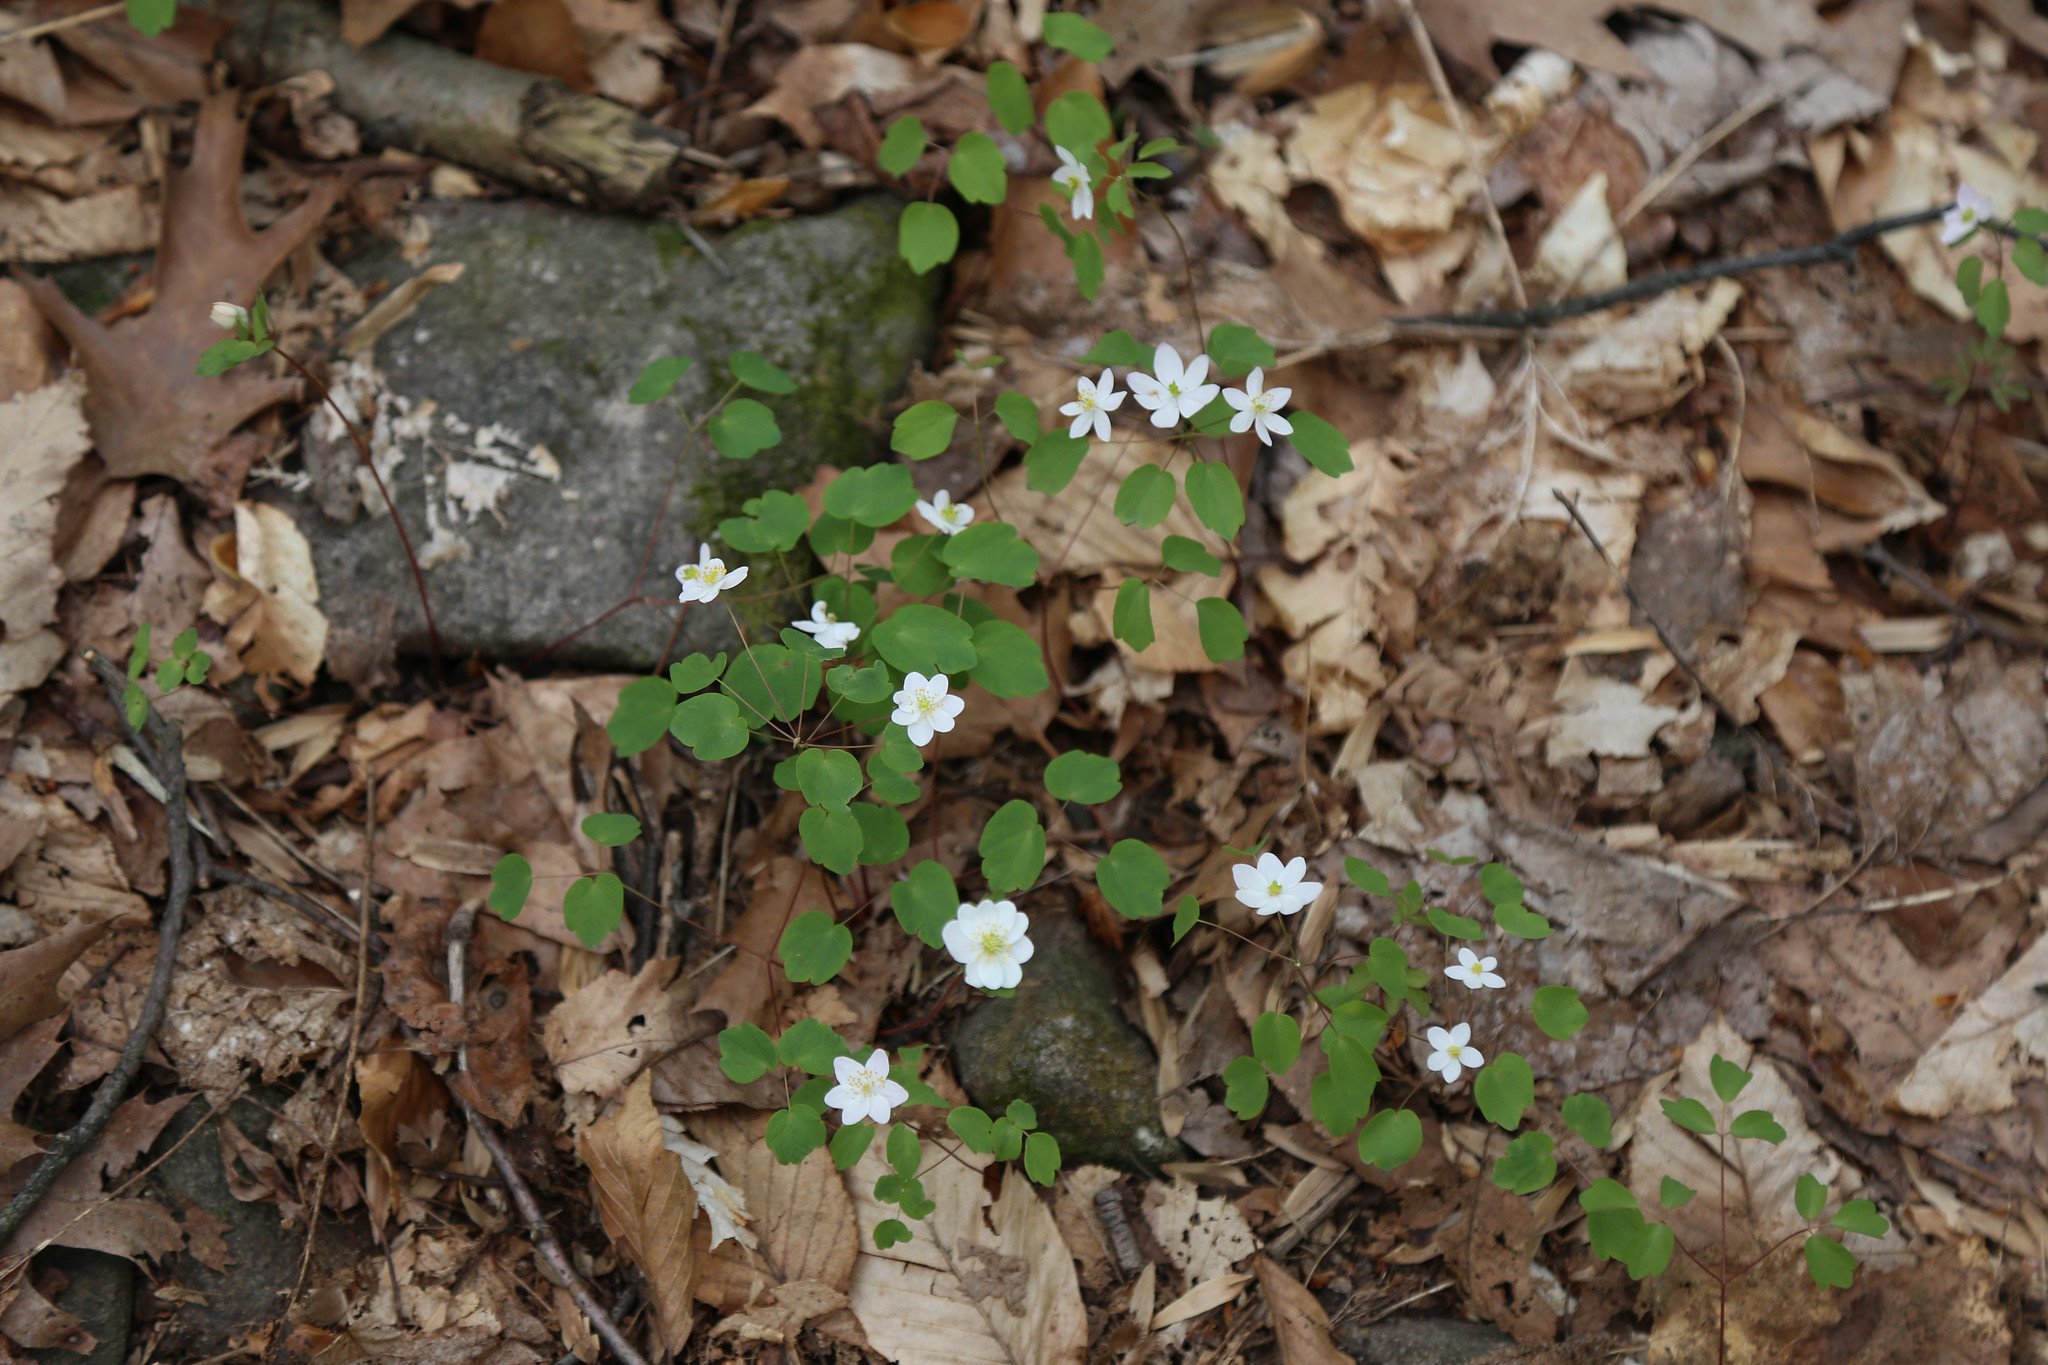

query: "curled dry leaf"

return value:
[578, 1071, 697, 1355]
[0, 373, 91, 706]
[544, 957, 696, 1109]
[0, 1094, 190, 1266]
[1893, 929, 2048, 1117]
[202, 502, 330, 688]
[1255, 1256, 1347, 1365]
[0, 911, 131, 1046]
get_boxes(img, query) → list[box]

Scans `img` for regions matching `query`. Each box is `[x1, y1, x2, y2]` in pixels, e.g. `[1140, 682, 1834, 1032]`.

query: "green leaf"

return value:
[609, 676, 679, 756]
[1830, 1199, 1888, 1238]
[793, 748, 863, 812]
[1042, 10, 1113, 59]
[1096, 839, 1170, 918]
[1343, 858, 1391, 896]
[1579, 1178, 1638, 1213]
[1114, 464, 1176, 527]
[1660, 1096, 1717, 1136]
[1531, 986, 1588, 1041]
[1184, 461, 1245, 541]
[985, 60, 1034, 135]
[1161, 535, 1222, 575]
[1288, 411, 1353, 476]
[563, 873, 624, 947]
[1311, 1037, 1377, 1136]
[854, 803, 910, 866]
[1006, 1097, 1037, 1128]
[1112, 578, 1153, 651]
[1709, 1054, 1753, 1104]
[1804, 1234, 1856, 1290]
[1978, 277, 2011, 339]
[1064, 232, 1103, 301]
[1045, 751, 1121, 803]
[1222, 1055, 1268, 1120]
[708, 397, 780, 460]
[181, 651, 210, 684]
[153, 657, 184, 692]
[947, 131, 1008, 204]
[827, 663, 894, 705]
[940, 522, 1040, 586]
[969, 618, 1050, 697]
[766, 1105, 828, 1164]
[830, 1122, 876, 1170]
[1623, 1222, 1675, 1280]
[994, 391, 1041, 443]
[1044, 89, 1112, 157]
[878, 115, 926, 175]
[824, 465, 918, 526]
[196, 337, 273, 376]
[1731, 1109, 1785, 1143]
[1171, 895, 1199, 944]
[488, 853, 532, 920]
[799, 806, 863, 875]
[581, 812, 643, 846]
[722, 491, 810, 553]
[873, 1217, 913, 1248]
[1023, 1131, 1061, 1185]
[886, 1122, 921, 1177]
[979, 800, 1046, 894]
[719, 1023, 779, 1082]
[1196, 598, 1248, 662]
[1795, 1173, 1828, 1222]
[892, 861, 958, 948]
[1206, 323, 1276, 377]
[126, 0, 176, 39]
[1473, 1053, 1534, 1132]
[1492, 1132, 1557, 1195]
[1024, 431, 1088, 493]
[1956, 254, 1984, 304]
[779, 909, 854, 984]
[777, 1017, 845, 1073]
[729, 350, 797, 394]
[809, 513, 874, 558]
[2014, 235, 2048, 286]
[892, 400, 960, 460]
[872, 604, 978, 674]
[890, 534, 954, 596]
[1251, 1012, 1302, 1074]
[1660, 1176, 1697, 1209]
[948, 1106, 995, 1152]
[1082, 330, 1153, 368]
[1493, 900, 1552, 940]
[169, 627, 198, 659]
[629, 355, 690, 404]
[899, 201, 959, 275]
[1562, 1094, 1613, 1149]
[1424, 907, 1485, 940]
[127, 625, 151, 681]
[989, 1118, 1024, 1162]
[2017, 206, 2048, 233]
[670, 692, 750, 760]
[1356, 1109, 1422, 1170]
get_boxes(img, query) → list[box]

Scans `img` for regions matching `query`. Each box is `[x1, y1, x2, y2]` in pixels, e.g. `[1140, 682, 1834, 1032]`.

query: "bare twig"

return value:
[0, 2, 124, 45]
[1856, 543, 2047, 650]
[0, 653, 196, 1245]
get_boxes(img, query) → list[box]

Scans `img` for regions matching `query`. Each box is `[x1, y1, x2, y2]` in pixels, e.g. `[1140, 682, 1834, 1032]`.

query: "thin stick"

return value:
[0, 1, 124, 45]
[0, 653, 195, 1245]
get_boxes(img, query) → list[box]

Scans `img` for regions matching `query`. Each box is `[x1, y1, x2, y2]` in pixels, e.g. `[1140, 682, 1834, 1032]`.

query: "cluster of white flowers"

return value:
[1060, 343, 1294, 446]
[1428, 947, 1505, 1085]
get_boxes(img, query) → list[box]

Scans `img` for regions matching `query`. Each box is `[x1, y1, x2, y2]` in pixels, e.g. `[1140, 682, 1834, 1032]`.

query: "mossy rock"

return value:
[951, 913, 1180, 1168]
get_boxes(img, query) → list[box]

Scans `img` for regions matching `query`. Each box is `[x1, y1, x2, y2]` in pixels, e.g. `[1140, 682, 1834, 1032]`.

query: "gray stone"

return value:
[279, 195, 938, 668]
[1341, 1315, 1518, 1365]
[951, 913, 1179, 1168]
[28, 1248, 132, 1365]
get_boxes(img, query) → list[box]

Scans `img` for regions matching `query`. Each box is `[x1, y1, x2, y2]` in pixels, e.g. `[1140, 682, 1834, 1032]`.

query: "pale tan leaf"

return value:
[687, 1109, 857, 1311]
[847, 1141, 1086, 1365]
[545, 958, 695, 1105]
[578, 1071, 697, 1354]
[1894, 931, 2048, 1117]
[0, 374, 90, 704]
[1254, 1257, 1347, 1365]
[1150, 1271, 1253, 1330]
[660, 1114, 755, 1252]
[205, 502, 329, 686]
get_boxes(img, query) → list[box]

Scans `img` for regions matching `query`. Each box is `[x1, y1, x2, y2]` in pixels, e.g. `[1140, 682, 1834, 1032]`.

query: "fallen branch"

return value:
[0, 653, 196, 1246]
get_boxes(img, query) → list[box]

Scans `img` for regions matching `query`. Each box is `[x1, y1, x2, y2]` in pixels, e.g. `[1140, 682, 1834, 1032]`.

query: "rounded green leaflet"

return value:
[969, 618, 1050, 697]
[1357, 1108, 1422, 1170]
[723, 488, 811, 553]
[1562, 1093, 1613, 1149]
[827, 662, 893, 704]
[1709, 1053, 1753, 1103]
[799, 807, 863, 875]
[940, 522, 1039, 587]
[898, 201, 958, 275]
[563, 872, 624, 947]
[854, 804, 909, 866]
[1041, 11, 1112, 59]
[947, 131, 1008, 204]
[1660, 1096, 1716, 1136]
[1491, 1132, 1556, 1195]
[127, 0, 176, 38]
[1531, 985, 1588, 1040]
[1184, 461, 1245, 541]
[1082, 330, 1152, 368]
[779, 909, 853, 984]
[1161, 535, 1222, 575]
[1114, 464, 1176, 527]
[892, 400, 960, 459]
[1794, 1172, 1827, 1221]
[891, 534, 954, 595]
[722, 643, 823, 725]
[830, 1122, 876, 1171]
[891, 860, 957, 948]
[1579, 1178, 1637, 1212]
[873, 1218, 912, 1249]
[1659, 1176, 1696, 1209]
[670, 652, 731, 694]
[947, 1105, 995, 1152]
[628, 355, 690, 404]
[488, 853, 531, 920]
[1251, 1011, 1301, 1075]
[1196, 597, 1247, 662]
[1730, 1109, 1787, 1144]
[810, 513, 874, 558]
[994, 390, 1040, 443]
[1024, 430, 1088, 494]
[1473, 1052, 1534, 1131]
[1288, 411, 1354, 476]
[1222, 1055, 1268, 1120]
[985, 60, 1033, 134]
[1205, 323, 1275, 377]
[709, 397, 780, 459]
[877, 115, 926, 176]
[1112, 578, 1153, 650]
[979, 799, 1046, 894]
[824, 465, 918, 526]
[1424, 906, 1484, 940]
[581, 812, 642, 846]
[886, 1121, 921, 1176]
[794, 747, 863, 812]
[1044, 751, 1120, 803]
[1804, 1234, 1856, 1289]
[718, 1023, 778, 1082]
[1830, 1199, 1888, 1238]
[1095, 839, 1169, 918]
[1023, 1131, 1061, 1186]
[777, 1017, 845, 1073]
[1171, 895, 1199, 945]
[609, 675, 679, 756]
[1044, 89, 1111, 154]
[670, 692, 749, 760]
[729, 349, 797, 394]
[872, 604, 978, 674]
[766, 1105, 828, 1165]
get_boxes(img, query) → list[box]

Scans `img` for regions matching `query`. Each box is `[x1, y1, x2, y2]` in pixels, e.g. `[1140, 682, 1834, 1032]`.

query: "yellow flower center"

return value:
[1267, 880, 1283, 897]
[1446, 1045, 1464, 1060]
[942, 505, 961, 522]
[977, 927, 1009, 958]
[916, 692, 939, 716]
[848, 1069, 881, 1096]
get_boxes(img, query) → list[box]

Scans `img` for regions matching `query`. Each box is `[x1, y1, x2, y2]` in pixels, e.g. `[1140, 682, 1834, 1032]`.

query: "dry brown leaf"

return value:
[847, 1141, 1087, 1365]
[544, 957, 695, 1108]
[687, 1109, 858, 1312]
[1150, 1271, 1254, 1330]
[0, 1093, 189, 1266]
[475, 0, 595, 91]
[578, 1071, 696, 1354]
[203, 502, 330, 688]
[0, 181, 158, 264]
[1893, 929, 2048, 1117]
[18, 94, 341, 505]
[0, 1277, 93, 1353]
[746, 43, 925, 147]
[357, 1047, 446, 1238]
[0, 911, 128, 1045]
[0, 373, 91, 706]
[1254, 1257, 1346, 1365]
